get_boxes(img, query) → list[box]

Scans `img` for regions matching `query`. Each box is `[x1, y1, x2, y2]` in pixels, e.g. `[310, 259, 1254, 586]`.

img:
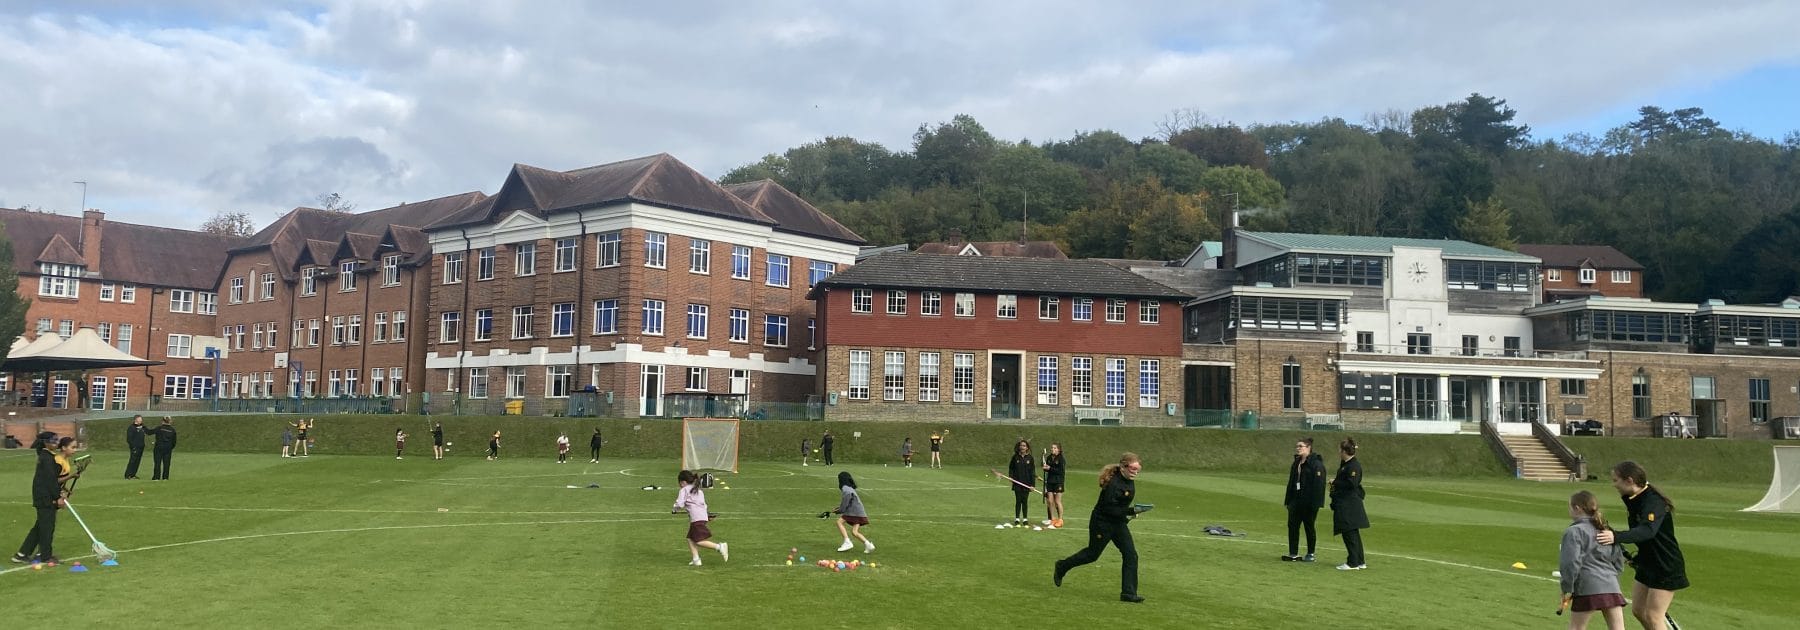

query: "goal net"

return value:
[682, 418, 740, 473]
[1744, 446, 1800, 513]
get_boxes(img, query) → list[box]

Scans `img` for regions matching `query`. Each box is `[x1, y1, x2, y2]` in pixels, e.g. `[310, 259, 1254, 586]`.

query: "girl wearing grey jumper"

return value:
[830, 471, 874, 553]
[1560, 490, 1626, 629]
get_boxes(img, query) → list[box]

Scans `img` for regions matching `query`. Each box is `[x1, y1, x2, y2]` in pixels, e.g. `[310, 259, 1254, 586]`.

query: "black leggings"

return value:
[1341, 528, 1365, 567]
[591, 446, 600, 460]
[15, 507, 57, 559]
[1286, 506, 1319, 556]
[1014, 488, 1031, 520]
[1057, 519, 1138, 596]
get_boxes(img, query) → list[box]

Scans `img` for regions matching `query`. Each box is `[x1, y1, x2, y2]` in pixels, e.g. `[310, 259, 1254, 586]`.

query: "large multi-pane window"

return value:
[374, 313, 389, 342]
[381, 257, 399, 286]
[690, 239, 711, 274]
[198, 292, 217, 315]
[642, 300, 664, 335]
[848, 350, 870, 400]
[467, 367, 488, 398]
[996, 295, 1017, 319]
[392, 312, 406, 340]
[1105, 299, 1127, 322]
[686, 367, 708, 392]
[546, 366, 573, 398]
[515, 243, 538, 276]
[443, 253, 464, 283]
[952, 353, 975, 403]
[512, 306, 535, 339]
[809, 261, 835, 287]
[472, 310, 492, 341]
[302, 267, 318, 294]
[1446, 260, 1536, 292]
[1291, 254, 1385, 286]
[729, 308, 749, 342]
[1750, 378, 1772, 424]
[166, 334, 193, 358]
[551, 303, 575, 337]
[554, 238, 578, 272]
[764, 315, 789, 347]
[595, 233, 621, 268]
[921, 292, 942, 316]
[686, 304, 709, 339]
[1071, 357, 1093, 406]
[1700, 314, 1800, 348]
[306, 319, 320, 347]
[918, 352, 941, 402]
[340, 261, 358, 290]
[1139, 301, 1160, 324]
[506, 367, 527, 399]
[1072, 298, 1094, 322]
[1631, 373, 1651, 420]
[116, 324, 133, 353]
[593, 300, 618, 334]
[169, 289, 195, 313]
[440, 312, 461, 343]
[1139, 360, 1160, 408]
[36, 263, 80, 298]
[766, 254, 790, 287]
[851, 289, 873, 313]
[229, 277, 245, 303]
[731, 245, 751, 279]
[1103, 358, 1127, 408]
[1281, 360, 1302, 410]
[887, 290, 907, 314]
[1037, 356, 1058, 405]
[883, 351, 906, 401]
[644, 233, 667, 268]
[954, 293, 975, 317]
[1039, 297, 1060, 320]
[1575, 310, 1689, 344]
[477, 247, 496, 279]
[347, 315, 362, 344]
[100, 282, 116, 302]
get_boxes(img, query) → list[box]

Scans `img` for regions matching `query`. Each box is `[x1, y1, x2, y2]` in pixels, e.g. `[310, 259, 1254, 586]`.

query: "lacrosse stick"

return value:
[1556, 595, 1571, 616]
[989, 468, 1044, 495]
[61, 454, 93, 497]
[63, 502, 117, 562]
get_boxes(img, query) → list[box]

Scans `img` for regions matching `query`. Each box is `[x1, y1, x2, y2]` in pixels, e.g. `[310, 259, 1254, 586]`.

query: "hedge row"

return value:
[76, 415, 1520, 478]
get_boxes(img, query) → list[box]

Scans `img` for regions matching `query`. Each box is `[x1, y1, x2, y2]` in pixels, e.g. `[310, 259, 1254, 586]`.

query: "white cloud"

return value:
[2, 0, 1798, 229]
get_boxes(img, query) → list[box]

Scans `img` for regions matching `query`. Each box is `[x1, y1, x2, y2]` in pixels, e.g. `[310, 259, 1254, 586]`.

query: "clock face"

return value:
[1409, 262, 1429, 283]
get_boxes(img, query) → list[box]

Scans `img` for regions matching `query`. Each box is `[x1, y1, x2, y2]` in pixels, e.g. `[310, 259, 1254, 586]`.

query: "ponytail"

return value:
[1097, 452, 1141, 488]
[1570, 490, 1610, 531]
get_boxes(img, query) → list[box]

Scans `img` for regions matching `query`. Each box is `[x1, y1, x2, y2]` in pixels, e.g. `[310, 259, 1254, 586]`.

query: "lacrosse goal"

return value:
[682, 418, 740, 473]
[1744, 446, 1800, 513]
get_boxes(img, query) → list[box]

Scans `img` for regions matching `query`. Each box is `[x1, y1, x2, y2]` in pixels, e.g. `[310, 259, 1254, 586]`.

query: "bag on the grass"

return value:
[1203, 524, 1244, 537]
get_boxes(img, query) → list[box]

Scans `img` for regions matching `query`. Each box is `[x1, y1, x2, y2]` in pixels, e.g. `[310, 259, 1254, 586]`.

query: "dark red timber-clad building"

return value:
[422, 154, 863, 417]
[811, 253, 1190, 425]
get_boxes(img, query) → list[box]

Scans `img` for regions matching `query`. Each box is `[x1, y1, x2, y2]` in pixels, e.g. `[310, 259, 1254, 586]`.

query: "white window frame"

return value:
[119, 284, 136, 303]
[764, 314, 789, 347]
[551, 302, 575, 337]
[229, 277, 244, 303]
[593, 299, 618, 335]
[514, 242, 538, 276]
[642, 300, 665, 336]
[918, 352, 941, 402]
[954, 292, 975, 317]
[381, 256, 400, 286]
[477, 247, 496, 280]
[340, 261, 358, 291]
[1140, 300, 1160, 324]
[440, 312, 461, 343]
[645, 232, 668, 269]
[100, 282, 116, 302]
[689, 238, 711, 274]
[766, 253, 791, 288]
[996, 294, 1017, 319]
[168, 289, 195, 313]
[1105, 299, 1126, 323]
[1138, 359, 1160, 408]
[728, 308, 749, 342]
[166, 333, 193, 359]
[887, 290, 907, 315]
[1546, 268, 1562, 282]
[443, 253, 464, 284]
[506, 367, 527, 399]
[554, 238, 578, 273]
[472, 309, 492, 341]
[468, 367, 489, 399]
[730, 245, 751, 279]
[512, 306, 535, 339]
[1104, 358, 1127, 408]
[686, 304, 708, 340]
[921, 292, 942, 316]
[116, 324, 133, 354]
[1039, 297, 1060, 320]
[952, 353, 975, 403]
[198, 292, 217, 315]
[547, 366, 573, 398]
[808, 261, 835, 287]
[1037, 356, 1059, 405]
[1611, 269, 1632, 284]
[374, 312, 388, 342]
[851, 289, 873, 313]
[1579, 267, 1597, 284]
[685, 367, 708, 392]
[595, 233, 621, 268]
[883, 351, 906, 401]
[847, 350, 871, 400]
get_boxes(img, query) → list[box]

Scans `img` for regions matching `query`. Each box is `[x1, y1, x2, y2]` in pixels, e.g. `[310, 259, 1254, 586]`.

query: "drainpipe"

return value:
[456, 229, 473, 415]
[574, 211, 590, 391]
[319, 267, 330, 399]
[359, 259, 372, 396]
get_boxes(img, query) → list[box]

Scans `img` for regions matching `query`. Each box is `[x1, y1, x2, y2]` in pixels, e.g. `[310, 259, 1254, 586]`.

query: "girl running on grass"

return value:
[1596, 461, 1688, 630]
[1560, 490, 1626, 630]
[1053, 452, 1146, 603]
[487, 431, 502, 460]
[394, 429, 407, 460]
[829, 471, 874, 553]
[672, 470, 728, 566]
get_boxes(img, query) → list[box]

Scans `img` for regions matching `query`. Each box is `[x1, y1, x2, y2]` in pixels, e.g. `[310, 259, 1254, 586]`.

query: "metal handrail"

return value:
[1480, 419, 1522, 478]
[1531, 419, 1586, 480]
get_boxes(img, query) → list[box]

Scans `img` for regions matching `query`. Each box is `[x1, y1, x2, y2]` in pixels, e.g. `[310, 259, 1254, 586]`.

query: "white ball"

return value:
[994, 524, 1005, 529]
[1551, 570, 1562, 579]
[1032, 526, 1043, 531]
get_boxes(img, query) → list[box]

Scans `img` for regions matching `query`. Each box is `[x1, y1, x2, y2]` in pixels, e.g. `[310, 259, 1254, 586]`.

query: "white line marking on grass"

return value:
[1137, 530, 1557, 583]
[27, 502, 678, 516]
[392, 470, 630, 483]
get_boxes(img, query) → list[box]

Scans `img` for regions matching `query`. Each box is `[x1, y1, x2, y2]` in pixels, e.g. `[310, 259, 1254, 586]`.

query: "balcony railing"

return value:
[1345, 343, 1581, 360]
[1395, 401, 1553, 423]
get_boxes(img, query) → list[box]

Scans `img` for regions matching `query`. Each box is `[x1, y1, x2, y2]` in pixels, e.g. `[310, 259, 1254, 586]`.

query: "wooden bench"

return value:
[1073, 407, 1124, 426]
[1305, 413, 1344, 431]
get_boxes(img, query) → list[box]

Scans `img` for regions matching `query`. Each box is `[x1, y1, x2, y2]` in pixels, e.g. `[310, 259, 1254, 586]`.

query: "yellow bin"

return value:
[504, 400, 523, 415]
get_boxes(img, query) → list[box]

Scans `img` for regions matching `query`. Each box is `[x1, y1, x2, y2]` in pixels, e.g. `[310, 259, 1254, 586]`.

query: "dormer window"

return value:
[340, 261, 358, 291]
[36, 263, 82, 298]
[1579, 267, 1597, 284]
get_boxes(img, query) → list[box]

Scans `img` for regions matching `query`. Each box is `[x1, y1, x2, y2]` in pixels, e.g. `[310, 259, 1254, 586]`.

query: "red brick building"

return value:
[422, 155, 862, 417]
[812, 253, 1189, 425]
[2, 208, 242, 409]
[1517, 244, 1645, 302]
[212, 193, 486, 408]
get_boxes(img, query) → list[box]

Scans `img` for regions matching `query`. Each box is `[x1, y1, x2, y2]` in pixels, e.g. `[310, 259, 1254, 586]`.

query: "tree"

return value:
[1709, 201, 1800, 303]
[317, 193, 356, 213]
[1128, 143, 1208, 193]
[1128, 185, 1217, 260]
[911, 114, 998, 188]
[980, 144, 1088, 225]
[1043, 130, 1136, 171]
[1447, 93, 1530, 156]
[720, 154, 789, 185]
[1455, 198, 1517, 250]
[199, 211, 257, 237]
[0, 219, 30, 369]
[1197, 165, 1285, 225]
[1168, 125, 1270, 171]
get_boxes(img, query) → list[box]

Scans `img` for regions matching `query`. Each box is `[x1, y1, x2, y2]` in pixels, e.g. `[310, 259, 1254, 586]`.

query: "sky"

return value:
[3, 1, 1799, 231]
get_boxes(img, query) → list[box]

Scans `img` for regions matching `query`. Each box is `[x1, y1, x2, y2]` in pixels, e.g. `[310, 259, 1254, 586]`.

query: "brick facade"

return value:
[820, 345, 1183, 426]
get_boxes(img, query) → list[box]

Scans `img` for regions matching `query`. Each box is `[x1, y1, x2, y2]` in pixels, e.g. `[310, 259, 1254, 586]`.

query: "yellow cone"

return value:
[1511, 562, 1528, 570]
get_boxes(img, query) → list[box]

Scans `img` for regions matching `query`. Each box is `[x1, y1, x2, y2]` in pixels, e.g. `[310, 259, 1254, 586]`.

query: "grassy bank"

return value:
[1564, 435, 1779, 485]
[77, 415, 1510, 477]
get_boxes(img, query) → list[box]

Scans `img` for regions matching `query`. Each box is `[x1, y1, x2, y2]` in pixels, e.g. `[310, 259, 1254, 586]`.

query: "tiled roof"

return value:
[428, 154, 775, 231]
[914, 240, 1068, 258]
[234, 191, 487, 279]
[1517, 244, 1644, 270]
[1239, 231, 1536, 260]
[35, 233, 84, 265]
[2, 207, 245, 289]
[813, 252, 1190, 300]
[722, 180, 865, 244]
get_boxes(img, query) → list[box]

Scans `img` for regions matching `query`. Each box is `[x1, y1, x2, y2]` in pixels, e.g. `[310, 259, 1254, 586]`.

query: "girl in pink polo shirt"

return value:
[672, 470, 729, 566]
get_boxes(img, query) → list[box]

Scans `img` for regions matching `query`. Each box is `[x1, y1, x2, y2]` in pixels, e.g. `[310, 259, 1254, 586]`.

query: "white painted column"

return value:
[1437, 375, 1451, 422]
[1538, 379, 1550, 425]
[1489, 378, 1502, 423]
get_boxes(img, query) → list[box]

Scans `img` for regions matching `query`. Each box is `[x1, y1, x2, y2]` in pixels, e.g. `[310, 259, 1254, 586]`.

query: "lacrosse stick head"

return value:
[93, 541, 117, 563]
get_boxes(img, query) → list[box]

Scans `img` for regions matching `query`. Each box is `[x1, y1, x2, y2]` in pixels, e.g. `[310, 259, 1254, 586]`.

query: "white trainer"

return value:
[837, 540, 854, 552]
[719, 542, 729, 562]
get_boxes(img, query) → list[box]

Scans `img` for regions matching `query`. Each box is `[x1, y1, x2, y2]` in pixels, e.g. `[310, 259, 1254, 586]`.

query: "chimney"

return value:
[946, 229, 965, 245]
[1221, 227, 1238, 271]
[80, 209, 105, 275]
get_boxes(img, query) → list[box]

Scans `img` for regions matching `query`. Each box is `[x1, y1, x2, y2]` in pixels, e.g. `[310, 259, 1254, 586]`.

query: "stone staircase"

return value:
[1499, 433, 1578, 481]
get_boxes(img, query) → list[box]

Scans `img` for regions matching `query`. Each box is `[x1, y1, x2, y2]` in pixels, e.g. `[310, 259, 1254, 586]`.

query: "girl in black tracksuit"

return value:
[1007, 440, 1036, 526]
[1601, 461, 1688, 629]
[1284, 437, 1327, 562]
[1330, 438, 1369, 570]
[1042, 443, 1067, 527]
[1053, 452, 1146, 602]
[12, 433, 65, 565]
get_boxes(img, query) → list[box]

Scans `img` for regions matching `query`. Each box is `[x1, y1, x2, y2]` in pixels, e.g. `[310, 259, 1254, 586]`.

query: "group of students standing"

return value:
[1282, 436, 1367, 570]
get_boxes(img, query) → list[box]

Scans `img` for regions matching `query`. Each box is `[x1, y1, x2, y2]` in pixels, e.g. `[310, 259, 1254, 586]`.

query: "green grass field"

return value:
[2, 445, 1794, 628]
